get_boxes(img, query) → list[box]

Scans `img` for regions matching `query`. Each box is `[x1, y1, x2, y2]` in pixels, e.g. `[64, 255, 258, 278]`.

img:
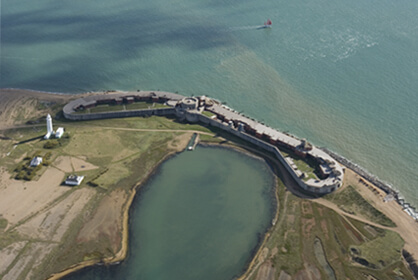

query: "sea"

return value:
[1, 0, 417, 206]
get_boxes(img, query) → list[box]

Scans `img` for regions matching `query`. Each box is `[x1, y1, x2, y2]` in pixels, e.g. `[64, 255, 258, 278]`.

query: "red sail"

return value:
[264, 19, 272, 26]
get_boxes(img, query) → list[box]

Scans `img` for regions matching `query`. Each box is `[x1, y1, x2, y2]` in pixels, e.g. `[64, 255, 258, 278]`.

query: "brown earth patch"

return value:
[16, 188, 95, 241]
[167, 132, 192, 152]
[0, 241, 27, 275]
[270, 247, 279, 258]
[278, 270, 292, 280]
[77, 189, 127, 252]
[54, 156, 74, 173]
[301, 201, 313, 216]
[317, 206, 324, 217]
[71, 157, 98, 172]
[320, 220, 329, 240]
[0, 167, 68, 226]
[287, 214, 295, 225]
[340, 217, 364, 243]
[302, 218, 316, 238]
[255, 261, 276, 280]
[294, 263, 321, 280]
[0, 89, 80, 129]
[364, 225, 377, 237]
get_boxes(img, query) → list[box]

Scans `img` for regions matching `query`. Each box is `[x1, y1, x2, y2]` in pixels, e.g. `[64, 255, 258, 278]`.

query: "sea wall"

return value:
[322, 148, 418, 220]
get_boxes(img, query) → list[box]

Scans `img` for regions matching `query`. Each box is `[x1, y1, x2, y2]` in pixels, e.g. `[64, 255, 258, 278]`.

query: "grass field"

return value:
[325, 186, 396, 227]
[0, 113, 201, 280]
[246, 192, 411, 280]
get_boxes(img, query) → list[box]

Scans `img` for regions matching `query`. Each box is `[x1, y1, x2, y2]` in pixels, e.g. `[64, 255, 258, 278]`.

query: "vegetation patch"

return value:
[89, 104, 125, 113]
[0, 217, 8, 230]
[325, 186, 395, 227]
[43, 134, 70, 149]
[202, 110, 215, 118]
[199, 134, 224, 143]
[350, 230, 404, 269]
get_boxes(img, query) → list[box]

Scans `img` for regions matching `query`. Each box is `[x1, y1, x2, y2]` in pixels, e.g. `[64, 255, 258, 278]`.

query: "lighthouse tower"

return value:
[44, 114, 54, 139]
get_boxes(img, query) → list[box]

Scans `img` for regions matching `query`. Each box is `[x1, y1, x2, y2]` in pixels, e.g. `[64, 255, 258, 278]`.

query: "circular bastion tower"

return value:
[175, 97, 200, 122]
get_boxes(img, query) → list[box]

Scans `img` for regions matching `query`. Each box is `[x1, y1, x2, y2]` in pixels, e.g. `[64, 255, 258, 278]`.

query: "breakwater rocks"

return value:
[322, 148, 418, 221]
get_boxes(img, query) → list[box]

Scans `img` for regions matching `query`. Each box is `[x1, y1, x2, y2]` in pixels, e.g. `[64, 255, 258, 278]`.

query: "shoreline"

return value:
[46, 142, 279, 280]
[46, 143, 194, 280]
[2, 89, 417, 279]
[42, 139, 418, 280]
[322, 148, 417, 221]
[1, 88, 416, 211]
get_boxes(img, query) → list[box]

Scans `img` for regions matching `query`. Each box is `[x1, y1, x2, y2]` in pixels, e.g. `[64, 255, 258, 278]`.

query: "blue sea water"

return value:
[1, 0, 417, 208]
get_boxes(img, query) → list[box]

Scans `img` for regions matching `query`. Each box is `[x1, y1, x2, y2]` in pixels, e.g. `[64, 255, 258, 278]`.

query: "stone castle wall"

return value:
[63, 108, 176, 121]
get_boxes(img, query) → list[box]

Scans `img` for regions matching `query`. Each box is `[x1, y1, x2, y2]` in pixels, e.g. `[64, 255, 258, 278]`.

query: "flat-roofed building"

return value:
[65, 175, 84, 186]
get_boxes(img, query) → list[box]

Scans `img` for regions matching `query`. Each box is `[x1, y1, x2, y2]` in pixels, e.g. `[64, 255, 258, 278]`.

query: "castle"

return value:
[63, 91, 344, 195]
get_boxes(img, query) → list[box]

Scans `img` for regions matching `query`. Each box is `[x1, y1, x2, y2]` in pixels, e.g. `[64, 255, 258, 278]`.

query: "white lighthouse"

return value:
[44, 114, 54, 139]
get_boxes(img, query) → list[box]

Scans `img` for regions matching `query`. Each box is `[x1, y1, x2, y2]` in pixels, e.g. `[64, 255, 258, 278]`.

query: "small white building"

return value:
[55, 127, 64, 138]
[30, 156, 43, 167]
[65, 175, 84, 186]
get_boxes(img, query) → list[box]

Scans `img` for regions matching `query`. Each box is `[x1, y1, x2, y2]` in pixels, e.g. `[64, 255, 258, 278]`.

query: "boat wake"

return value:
[227, 19, 272, 32]
[227, 25, 264, 31]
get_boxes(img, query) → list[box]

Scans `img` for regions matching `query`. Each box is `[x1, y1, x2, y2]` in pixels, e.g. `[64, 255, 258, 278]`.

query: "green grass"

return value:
[325, 186, 396, 227]
[70, 115, 213, 133]
[250, 185, 410, 280]
[350, 230, 404, 269]
[292, 157, 315, 174]
[89, 104, 125, 113]
[346, 217, 385, 240]
[202, 110, 215, 118]
[72, 102, 171, 115]
[125, 102, 153, 110]
[0, 230, 23, 248]
[0, 218, 8, 230]
[154, 103, 171, 109]
[199, 134, 224, 143]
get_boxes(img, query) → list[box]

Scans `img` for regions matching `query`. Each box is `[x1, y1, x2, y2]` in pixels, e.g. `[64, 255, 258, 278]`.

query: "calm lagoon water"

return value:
[64, 146, 275, 280]
[2, 0, 417, 204]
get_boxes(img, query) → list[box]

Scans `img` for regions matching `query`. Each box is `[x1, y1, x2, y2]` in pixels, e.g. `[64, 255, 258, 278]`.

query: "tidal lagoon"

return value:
[64, 146, 275, 280]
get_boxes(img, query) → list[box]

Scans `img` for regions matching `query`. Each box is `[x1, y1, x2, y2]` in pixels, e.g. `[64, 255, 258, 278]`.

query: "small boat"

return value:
[257, 19, 272, 29]
[263, 19, 272, 28]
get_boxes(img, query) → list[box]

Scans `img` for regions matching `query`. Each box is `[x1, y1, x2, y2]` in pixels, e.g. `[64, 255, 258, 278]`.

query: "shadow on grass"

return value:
[17, 135, 43, 145]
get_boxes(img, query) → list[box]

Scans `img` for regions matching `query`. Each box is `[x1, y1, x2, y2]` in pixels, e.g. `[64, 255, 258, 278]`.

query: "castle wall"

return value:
[195, 113, 338, 194]
[63, 93, 339, 195]
[64, 108, 176, 121]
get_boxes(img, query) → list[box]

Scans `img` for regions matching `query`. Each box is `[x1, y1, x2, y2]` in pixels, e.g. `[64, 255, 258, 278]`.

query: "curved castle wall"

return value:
[63, 92, 340, 195]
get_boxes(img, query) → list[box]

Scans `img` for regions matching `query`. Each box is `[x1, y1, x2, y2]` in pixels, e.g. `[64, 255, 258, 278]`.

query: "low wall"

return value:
[64, 108, 176, 121]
